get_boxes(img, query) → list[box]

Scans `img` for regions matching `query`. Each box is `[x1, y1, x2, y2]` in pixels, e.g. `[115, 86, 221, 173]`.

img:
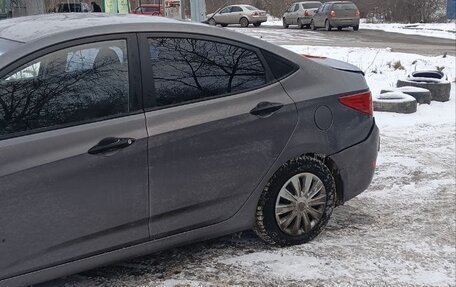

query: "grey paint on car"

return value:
[0, 13, 378, 286]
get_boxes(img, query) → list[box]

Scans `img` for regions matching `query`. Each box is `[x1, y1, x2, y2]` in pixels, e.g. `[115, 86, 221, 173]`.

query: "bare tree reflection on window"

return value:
[0, 40, 129, 138]
[148, 38, 266, 107]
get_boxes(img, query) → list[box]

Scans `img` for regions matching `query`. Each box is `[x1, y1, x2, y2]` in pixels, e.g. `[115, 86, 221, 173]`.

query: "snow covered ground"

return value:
[40, 35, 456, 287]
[360, 22, 456, 40]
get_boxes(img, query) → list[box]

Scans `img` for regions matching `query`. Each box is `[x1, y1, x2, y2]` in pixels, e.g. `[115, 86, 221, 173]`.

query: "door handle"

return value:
[250, 102, 284, 117]
[88, 137, 136, 155]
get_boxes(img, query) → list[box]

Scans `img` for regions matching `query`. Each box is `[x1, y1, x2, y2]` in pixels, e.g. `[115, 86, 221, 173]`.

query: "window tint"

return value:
[0, 40, 130, 138]
[231, 6, 243, 12]
[244, 6, 258, 11]
[147, 38, 267, 107]
[333, 3, 357, 10]
[262, 50, 299, 80]
[303, 3, 322, 9]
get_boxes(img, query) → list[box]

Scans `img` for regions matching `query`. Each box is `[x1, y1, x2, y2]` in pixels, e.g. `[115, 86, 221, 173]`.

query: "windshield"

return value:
[0, 38, 21, 57]
[303, 3, 322, 9]
[333, 3, 357, 10]
[244, 6, 259, 11]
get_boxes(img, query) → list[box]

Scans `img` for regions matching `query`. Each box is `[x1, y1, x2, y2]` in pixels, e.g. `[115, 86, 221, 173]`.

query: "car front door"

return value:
[0, 36, 149, 280]
[314, 4, 325, 27]
[139, 35, 297, 239]
[214, 6, 231, 24]
[292, 4, 300, 24]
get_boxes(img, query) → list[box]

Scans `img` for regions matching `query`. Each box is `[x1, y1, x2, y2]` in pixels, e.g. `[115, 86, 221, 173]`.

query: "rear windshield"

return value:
[333, 3, 357, 10]
[244, 6, 259, 11]
[303, 3, 322, 9]
[0, 38, 21, 57]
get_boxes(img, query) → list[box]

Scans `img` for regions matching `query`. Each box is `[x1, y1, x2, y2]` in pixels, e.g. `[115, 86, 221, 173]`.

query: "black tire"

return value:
[208, 18, 216, 26]
[240, 17, 249, 28]
[254, 156, 336, 246]
[220, 23, 228, 27]
[283, 18, 289, 29]
[325, 20, 332, 31]
[397, 78, 451, 102]
[353, 25, 359, 31]
[337, 27, 342, 31]
[253, 22, 261, 27]
[298, 18, 304, 29]
[373, 92, 417, 114]
[305, 24, 311, 29]
[310, 20, 317, 30]
[381, 87, 431, 104]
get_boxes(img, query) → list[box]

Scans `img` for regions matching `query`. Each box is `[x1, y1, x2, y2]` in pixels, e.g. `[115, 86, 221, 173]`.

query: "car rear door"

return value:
[229, 6, 243, 23]
[0, 35, 149, 280]
[138, 34, 298, 239]
[313, 3, 325, 26]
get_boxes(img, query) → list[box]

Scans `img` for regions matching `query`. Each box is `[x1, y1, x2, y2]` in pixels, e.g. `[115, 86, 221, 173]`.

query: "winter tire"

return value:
[397, 78, 451, 102]
[353, 25, 359, 31]
[208, 18, 216, 26]
[298, 18, 304, 29]
[373, 92, 417, 114]
[253, 22, 261, 27]
[325, 20, 332, 31]
[240, 17, 249, 28]
[381, 86, 432, 104]
[254, 156, 336, 246]
[337, 27, 342, 31]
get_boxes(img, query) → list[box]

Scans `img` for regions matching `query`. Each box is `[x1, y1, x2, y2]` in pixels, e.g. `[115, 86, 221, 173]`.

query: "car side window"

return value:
[220, 7, 231, 14]
[146, 37, 267, 108]
[231, 6, 243, 12]
[293, 4, 299, 12]
[0, 40, 130, 139]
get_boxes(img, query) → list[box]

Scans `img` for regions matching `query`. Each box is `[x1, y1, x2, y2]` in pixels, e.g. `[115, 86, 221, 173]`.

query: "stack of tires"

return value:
[373, 70, 451, 114]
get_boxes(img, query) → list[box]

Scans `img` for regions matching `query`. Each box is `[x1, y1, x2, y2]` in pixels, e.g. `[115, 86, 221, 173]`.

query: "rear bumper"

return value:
[330, 18, 360, 27]
[299, 16, 313, 24]
[329, 121, 380, 203]
[249, 15, 267, 23]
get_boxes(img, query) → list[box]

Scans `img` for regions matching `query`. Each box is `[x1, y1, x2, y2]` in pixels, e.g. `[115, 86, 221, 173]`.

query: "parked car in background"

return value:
[283, 1, 322, 29]
[57, 2, 91, 12]
[205, 5, 267, 27]
[0, 13, 378, 287]
[130, 4, 164, 16]
[311, 1, 360, 31]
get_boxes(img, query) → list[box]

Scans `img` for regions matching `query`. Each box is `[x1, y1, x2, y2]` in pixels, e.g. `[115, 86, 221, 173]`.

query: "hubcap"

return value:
[275, 173, 326, 236]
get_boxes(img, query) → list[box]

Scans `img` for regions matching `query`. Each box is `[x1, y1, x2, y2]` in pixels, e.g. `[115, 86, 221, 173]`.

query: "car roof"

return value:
[0, 13, 176, 43]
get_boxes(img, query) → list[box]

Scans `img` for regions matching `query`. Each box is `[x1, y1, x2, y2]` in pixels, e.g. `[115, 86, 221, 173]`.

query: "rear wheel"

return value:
[310, 20, 316, 30]
[208, 18, 216, 26]
[253, 22, 261, 27]
[337, 26, 342, 31]
[240, 17, 249, 27]
[325, 20, 332, 31]
[353, 25, 359, 31]
[221, 23, 228, 27]
[283, 18, 289, 29]
[298, 18, 304, 29]
[254, 156, 336, 246]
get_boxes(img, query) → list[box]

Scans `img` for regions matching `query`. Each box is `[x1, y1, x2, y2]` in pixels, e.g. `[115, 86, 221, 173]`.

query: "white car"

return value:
[205, 5, 267, 27]
[283, 1, 322, 29]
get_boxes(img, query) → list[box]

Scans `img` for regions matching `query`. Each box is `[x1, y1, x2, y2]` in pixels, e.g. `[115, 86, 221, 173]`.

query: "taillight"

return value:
[252, 11, 258, 16]
[330, 10, 336, 17]
[304, 10, 309, 16]
[339, 91, 373, 116]
[355, 9, 360, 16]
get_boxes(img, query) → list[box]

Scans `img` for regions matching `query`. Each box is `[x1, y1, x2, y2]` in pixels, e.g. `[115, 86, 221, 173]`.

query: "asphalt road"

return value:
[229, 25, 456, 56]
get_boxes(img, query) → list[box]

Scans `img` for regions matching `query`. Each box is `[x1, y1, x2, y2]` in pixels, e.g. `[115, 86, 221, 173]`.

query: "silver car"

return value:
[283, 1, 322, 29]
[206, 5, 267, 27]
[0, 13, 378, 286]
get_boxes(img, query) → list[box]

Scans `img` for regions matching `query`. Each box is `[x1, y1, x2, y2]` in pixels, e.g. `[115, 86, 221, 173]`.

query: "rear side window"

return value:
[293, 4, 300, 12]
[146, 37, 267, 108]
[0, 40, 130, 139]
[261, 50, 299, 80]
[231, 6, 243, 12]
[333, 3, 357, 10]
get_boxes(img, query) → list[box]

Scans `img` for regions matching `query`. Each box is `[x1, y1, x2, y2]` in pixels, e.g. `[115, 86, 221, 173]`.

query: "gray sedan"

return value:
[0, 13, 378, 286]
[205, 5, 267, 27]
